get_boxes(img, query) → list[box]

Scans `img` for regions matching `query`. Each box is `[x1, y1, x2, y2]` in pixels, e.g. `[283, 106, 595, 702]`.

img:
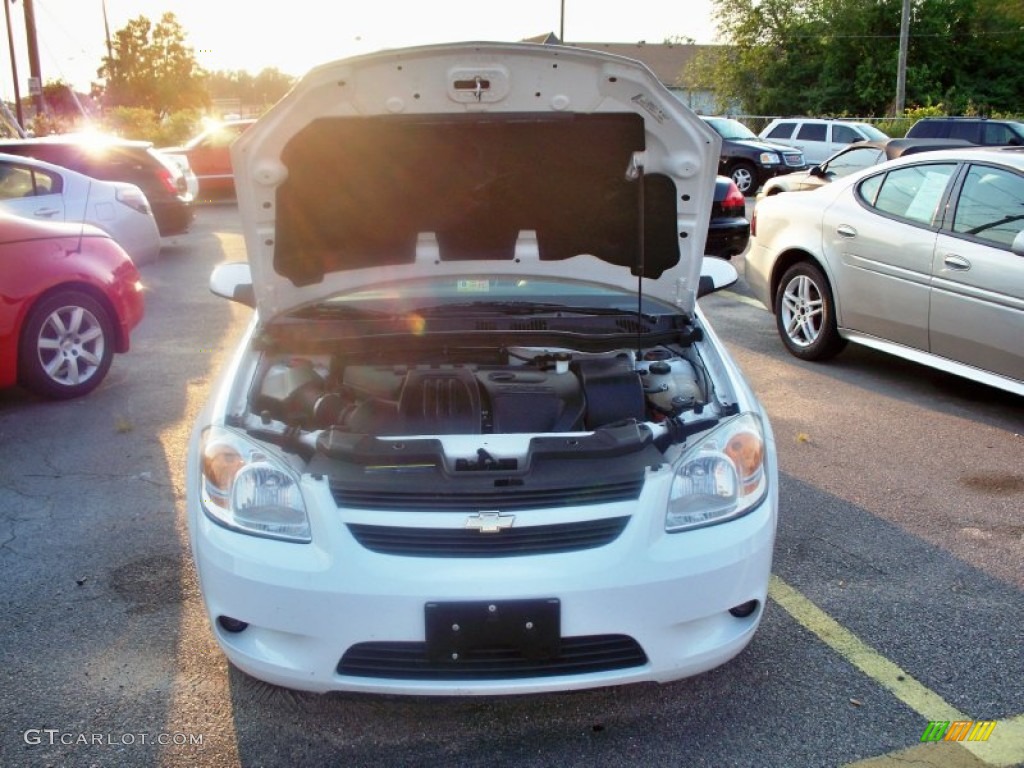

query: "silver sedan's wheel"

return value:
[19, 291, 115, 398]
[775, 262, 846, 361]
[780, 274, 824, 346]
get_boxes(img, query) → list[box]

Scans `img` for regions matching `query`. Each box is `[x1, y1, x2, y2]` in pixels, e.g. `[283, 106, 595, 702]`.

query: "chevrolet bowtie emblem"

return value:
[465, 511, 515, 534]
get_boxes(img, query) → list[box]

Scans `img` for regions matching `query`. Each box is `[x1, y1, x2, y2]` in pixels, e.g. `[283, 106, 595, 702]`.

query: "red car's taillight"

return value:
[156, 166, 180, 196]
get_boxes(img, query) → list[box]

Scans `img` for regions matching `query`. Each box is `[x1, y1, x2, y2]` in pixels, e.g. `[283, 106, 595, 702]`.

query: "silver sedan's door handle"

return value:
[836, 224, 857, 238]
[942, 254, 971, 271]
[32, 207, 60, 218]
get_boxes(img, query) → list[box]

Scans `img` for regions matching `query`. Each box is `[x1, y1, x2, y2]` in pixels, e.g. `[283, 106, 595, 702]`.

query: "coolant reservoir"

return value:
[639, 359, 702, 412]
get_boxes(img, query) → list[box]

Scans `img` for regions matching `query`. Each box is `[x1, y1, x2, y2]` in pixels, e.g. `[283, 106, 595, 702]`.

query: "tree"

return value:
[205, 67, 296, 111]
[29, 80, 86, 135]
[697, 0, 1024, 117]
[97, 12, 209, 116]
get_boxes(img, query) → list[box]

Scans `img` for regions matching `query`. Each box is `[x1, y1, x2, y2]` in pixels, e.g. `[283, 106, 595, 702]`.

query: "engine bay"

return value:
[247, 345, 710, 442]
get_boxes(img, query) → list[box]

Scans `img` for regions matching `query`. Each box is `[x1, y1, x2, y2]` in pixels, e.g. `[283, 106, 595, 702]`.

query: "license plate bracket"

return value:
[425, 598, 561, 663]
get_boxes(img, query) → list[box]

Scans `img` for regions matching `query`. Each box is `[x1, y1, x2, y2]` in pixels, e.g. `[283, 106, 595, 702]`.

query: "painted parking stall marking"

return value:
[767, 576, 1024, 767]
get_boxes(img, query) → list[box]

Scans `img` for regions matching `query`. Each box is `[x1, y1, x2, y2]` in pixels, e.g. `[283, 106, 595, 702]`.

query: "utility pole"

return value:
[21, 0, 43, 117]
[3, 0, 24, 127]
[895, 0, 910, 115]
[102, 0, 113, 66]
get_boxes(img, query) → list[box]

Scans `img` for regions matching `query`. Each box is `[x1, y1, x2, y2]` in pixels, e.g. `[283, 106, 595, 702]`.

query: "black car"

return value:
[701, 116, 806, 196]
[906, 117, 1024, 146]
[0, 135, 194, 236]
[706, 175, 749, 259]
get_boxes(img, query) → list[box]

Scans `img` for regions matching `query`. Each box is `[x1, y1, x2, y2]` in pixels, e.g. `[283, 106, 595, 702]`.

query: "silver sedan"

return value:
[747, 146, 1024, 396]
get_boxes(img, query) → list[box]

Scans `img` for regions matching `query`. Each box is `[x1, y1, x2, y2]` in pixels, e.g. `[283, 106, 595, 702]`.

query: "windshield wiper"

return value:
[288, 304, 392, 320]
[416, 301, 659, 321]
[965, 213, 1024, 236]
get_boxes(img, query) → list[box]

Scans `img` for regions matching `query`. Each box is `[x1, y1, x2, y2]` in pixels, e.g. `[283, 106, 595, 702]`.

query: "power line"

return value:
[765, 29, 1021, 40]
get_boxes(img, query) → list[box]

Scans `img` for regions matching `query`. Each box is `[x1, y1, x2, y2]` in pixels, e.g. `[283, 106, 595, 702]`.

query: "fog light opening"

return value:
[728, 600, 759, 618]
[217, 615, 250, 633]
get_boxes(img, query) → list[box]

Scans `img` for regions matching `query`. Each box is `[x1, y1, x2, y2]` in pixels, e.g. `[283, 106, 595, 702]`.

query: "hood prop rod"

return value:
[635, 161, 645, 360]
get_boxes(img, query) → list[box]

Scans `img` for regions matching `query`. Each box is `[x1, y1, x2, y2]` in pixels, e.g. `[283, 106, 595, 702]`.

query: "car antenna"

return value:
[72, 180, 91, 255]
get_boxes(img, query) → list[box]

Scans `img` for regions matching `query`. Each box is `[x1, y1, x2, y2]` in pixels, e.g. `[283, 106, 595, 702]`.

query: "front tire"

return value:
[729, 162, 757, 196]
[775, 262, 846, 361]
[18, 290, 115, 399]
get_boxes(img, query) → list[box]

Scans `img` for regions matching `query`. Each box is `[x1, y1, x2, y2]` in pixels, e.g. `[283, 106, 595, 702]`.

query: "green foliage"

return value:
[159, 109, 204, 145]
[98, 12, 209, 116]
[876, 105, 946, 137]
[702, 0, 1024, 117]
[41, 80, 81, 119]
[28, 112, 68, 137]
[26, 81, 83, 135]
[100, 106, 160, 140]
[97, 106, 202, 146]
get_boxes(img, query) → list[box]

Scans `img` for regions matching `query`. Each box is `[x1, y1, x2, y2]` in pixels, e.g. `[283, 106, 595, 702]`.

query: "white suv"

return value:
[760, 118, 888, 164]
[187, 42, 778, 696]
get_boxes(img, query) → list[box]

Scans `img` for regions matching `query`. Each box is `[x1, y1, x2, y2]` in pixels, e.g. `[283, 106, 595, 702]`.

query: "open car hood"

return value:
[233, 42, 720, 321]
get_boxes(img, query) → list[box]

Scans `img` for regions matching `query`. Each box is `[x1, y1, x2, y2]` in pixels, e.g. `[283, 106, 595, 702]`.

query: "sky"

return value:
[1, 0, 719, 99]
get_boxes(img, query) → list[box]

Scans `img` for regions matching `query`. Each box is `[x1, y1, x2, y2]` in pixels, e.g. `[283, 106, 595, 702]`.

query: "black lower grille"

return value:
[338, 635, 647, 680]
[347, 516, 629, 557]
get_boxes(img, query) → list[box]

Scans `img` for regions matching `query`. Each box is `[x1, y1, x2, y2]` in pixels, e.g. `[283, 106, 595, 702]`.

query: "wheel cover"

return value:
[732, 167, 754, 192]
[780, 275, 825, 347]
[35, 305, 106, 387]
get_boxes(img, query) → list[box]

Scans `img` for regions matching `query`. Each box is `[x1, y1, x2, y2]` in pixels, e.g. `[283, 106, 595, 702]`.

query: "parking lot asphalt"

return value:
[0, 204, 1021, 768]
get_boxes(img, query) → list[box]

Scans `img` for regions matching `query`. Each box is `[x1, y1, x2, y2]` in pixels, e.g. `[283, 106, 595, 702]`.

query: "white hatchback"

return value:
[187, 42, 778, 696]
[0, 151, 161, 264]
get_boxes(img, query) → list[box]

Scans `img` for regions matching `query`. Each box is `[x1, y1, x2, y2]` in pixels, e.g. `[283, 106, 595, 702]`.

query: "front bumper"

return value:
[758, 164, 805, 188]
[186, 465, 778, 695]
[744, 242, 777, 311]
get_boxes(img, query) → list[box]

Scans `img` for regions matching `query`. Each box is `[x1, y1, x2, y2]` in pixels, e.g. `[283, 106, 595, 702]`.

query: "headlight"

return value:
[758, 152, 780, 165]
[199, 426, 311, 542]
[666, 412, 768, 532]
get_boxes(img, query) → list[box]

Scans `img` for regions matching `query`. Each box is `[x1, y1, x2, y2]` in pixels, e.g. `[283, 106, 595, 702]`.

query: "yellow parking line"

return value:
[768, 576, 1024, 767]
[717, 289, 767, 310]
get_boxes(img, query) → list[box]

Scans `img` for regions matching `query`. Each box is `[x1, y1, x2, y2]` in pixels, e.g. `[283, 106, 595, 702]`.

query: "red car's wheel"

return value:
[18, 290, 115, 398]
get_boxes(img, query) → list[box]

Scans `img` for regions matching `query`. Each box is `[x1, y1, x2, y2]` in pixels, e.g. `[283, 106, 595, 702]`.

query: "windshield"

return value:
[823, 146, 885, 177]
[703, 118, 758, 141]
[858, 124, 889, 141]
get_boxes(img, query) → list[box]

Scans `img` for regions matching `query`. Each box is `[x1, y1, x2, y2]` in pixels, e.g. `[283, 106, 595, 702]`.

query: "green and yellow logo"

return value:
[921, 720, 997, 742]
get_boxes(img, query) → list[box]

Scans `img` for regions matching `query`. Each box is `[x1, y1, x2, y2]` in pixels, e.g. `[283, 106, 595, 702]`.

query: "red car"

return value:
[162, 119, 256, 200]
[0, 212, 145, 398]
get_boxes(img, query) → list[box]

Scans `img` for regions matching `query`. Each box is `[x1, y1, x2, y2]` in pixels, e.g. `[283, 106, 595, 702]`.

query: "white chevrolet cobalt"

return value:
[187, 42, 778, 695]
